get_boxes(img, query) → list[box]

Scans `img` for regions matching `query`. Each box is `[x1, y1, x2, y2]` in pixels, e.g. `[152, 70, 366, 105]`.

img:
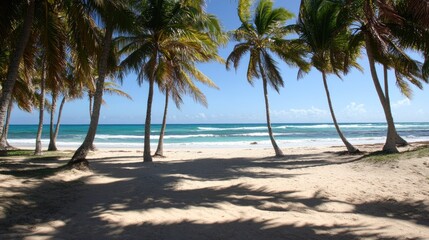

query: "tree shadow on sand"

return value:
[0, 152, 427, 239]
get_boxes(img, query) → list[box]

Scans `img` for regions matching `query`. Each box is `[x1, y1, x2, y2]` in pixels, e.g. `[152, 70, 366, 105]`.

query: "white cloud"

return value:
[289, 106, 328, 117]
[197, 113, 207, 119]
[345, 102, 366, 116]
[392, 98, 411, 108]
[270, 107, 329, 122]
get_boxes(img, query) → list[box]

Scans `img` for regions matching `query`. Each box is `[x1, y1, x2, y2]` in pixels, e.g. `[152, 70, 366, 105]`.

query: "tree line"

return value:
[0, 0, 428, 168]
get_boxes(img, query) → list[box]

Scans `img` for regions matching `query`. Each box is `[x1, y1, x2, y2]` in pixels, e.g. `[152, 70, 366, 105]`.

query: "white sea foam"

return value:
[164, 134, 216, 139]
[198, 124, 391, 131]
[8, 134, 429, 149]
[95, 134, 216, 140]
[197, 126, 268, 131]
[96, 134, 144, 139]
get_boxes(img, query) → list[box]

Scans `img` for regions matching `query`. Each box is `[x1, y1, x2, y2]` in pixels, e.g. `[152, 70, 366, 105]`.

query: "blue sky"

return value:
[11, 0, 429, 124]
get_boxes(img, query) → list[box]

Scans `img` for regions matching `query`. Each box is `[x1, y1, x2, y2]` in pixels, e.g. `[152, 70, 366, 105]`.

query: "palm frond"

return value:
[226, 42, 251, 71]
[261, 50, 283, 92]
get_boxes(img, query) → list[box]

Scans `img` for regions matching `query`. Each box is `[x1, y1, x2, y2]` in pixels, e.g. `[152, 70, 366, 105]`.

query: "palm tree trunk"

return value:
[322, 71, 359, 153]
[48, 92, 58, 151]
[0, 0, 35, 143]
[35, 68, 46, 156]
[49, 96, 66, 151]
[143, 78, 155, 162]
[154, 88, 169, 157]
[89, 94, 93, 118]
[88, 95, 96, 151]
[70, 26, 114, 168]
[259, 63, 283, 157]
[383, 65, 408, 146]
[364, 34, 398, 153]
[0, 100, 13, 149]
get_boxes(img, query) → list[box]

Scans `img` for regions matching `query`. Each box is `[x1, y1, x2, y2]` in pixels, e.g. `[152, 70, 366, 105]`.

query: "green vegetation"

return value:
[0, 164, 68, 178]
[0, 150, 73, 178]
[363, 146, 429, 163]
[0, 149, 73, 159]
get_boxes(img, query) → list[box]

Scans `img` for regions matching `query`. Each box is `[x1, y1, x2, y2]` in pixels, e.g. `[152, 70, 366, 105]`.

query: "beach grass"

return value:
[363, 145, 429, 163]
[0, 164, 69, 178]
[0, 149, 74, 179]
[0, 149, 73, 158]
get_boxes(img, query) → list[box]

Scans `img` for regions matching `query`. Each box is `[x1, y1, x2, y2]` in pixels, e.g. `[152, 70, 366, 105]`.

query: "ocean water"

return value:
[6, 122, 429, 149]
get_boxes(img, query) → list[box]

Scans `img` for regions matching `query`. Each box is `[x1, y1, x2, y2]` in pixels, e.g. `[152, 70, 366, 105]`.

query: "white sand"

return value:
[1, 143, 428, 239]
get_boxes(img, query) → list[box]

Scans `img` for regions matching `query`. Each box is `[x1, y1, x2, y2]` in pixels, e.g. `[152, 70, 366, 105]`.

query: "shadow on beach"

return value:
[0, 150, 428, 239]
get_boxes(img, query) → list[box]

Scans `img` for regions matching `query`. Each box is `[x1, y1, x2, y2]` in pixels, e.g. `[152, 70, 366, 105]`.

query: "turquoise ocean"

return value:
[7, 122, 429, 149]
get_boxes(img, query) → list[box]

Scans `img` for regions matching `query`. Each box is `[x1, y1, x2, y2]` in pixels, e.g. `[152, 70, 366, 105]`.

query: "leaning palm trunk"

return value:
[143, 78, 155, 162]
[52, 96, 66, 150]
[48, 94, 66, 151]
[0, 0, 35, 142]
[364, 34, 398, 153]
[383, 65, 408, 146]
[48, 92, 58, 151]
[89, 94, 93, 118]
[69, 26, 114, 168]
[0, 100, 14, 149]
[87, 95, 97, 151]
[259, 64, 283, 157]
[322, 72, 359, 153]
[154, 88, 169, 157]
[35, 71, 46, 156]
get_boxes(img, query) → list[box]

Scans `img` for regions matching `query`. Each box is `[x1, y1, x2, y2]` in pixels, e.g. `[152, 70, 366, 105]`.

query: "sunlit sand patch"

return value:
[85, 176, 135, 185]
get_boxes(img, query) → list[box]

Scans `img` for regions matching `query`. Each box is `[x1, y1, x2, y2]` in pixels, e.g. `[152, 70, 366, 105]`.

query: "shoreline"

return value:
[8, 139, 429, 152]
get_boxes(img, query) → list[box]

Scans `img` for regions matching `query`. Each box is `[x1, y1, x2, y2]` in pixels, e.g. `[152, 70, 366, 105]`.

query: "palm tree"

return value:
[391, 0, 429, 80]
[227, 0, 308, 157]
[154, 51, 221, 157]
[47, 93, 66, 151]
[385, 0, 429, 83]
[346, 0, 428, 153]
[0, 78, 35, 149]
[88, 81, 132, 118]
[1, 0, 100, 154]
[69, 0, 135, 168]
[120, 0, 225, 162]
[294, 0, 360, 154]
[0, 1, 35, 145]
[48, 61, 88, 151]
[28, 0, 68, 155]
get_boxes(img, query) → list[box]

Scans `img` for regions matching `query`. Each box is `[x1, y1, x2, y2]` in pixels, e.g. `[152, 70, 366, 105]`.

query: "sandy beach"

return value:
[1, 143, 428, 239]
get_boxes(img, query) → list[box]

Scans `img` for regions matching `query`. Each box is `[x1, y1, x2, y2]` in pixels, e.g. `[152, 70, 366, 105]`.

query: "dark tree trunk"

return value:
[259, 63, 283, 157]
[35, 68, 46, 156]
[48, 92, 58, 151]
[154, 88, 169, 157]
[0, 0, 35, 143]
[322, 71, 359, 153]
[69, 26, 114, 168]
[143, 78, 155, 162]
[364, 34, 398, 153]
[0, 100, 13, 149]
